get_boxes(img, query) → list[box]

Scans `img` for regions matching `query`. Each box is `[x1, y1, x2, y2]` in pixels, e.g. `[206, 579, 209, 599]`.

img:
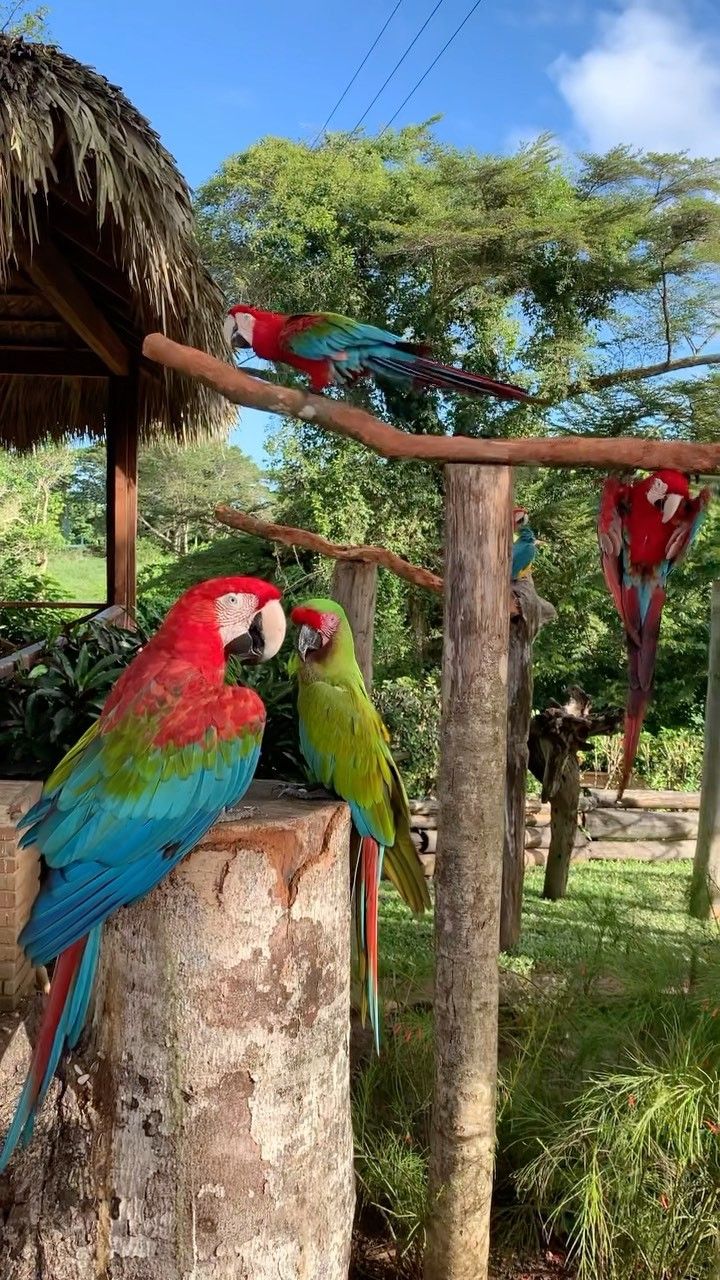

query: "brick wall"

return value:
[0, 781, 41, 1010]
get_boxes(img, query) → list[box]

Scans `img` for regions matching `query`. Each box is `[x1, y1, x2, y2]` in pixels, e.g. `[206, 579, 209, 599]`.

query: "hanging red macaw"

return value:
[0, 576, 286, 1171]
[597, 469, 710, 796]
[224, 305, 530, 403]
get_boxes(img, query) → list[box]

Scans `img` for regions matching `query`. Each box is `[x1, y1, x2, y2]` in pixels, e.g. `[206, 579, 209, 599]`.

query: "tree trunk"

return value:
[542, 752, 581, 900]
[0, 782, 354, 1279]
[501, 579, 555, 950]
[691, 581, 720, 920]
[425, 465, 511, 1280]
[330, 559, 377, 691]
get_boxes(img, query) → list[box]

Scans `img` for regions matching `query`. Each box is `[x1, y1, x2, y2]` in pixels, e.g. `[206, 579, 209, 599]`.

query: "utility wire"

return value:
[310, 0, 406, 148]
[350, 0, 447, 135]
[379, 0, 486, 136]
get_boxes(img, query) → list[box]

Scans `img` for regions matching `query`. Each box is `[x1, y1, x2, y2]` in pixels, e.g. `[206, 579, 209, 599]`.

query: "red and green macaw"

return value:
[598, 469, 710, 796]
[224, 305, 530, 403]
[288, 599, 430, 1049]
[0, 576, 286, 1171]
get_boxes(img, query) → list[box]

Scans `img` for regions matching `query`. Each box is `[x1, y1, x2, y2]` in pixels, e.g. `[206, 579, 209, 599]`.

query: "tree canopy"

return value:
[196, 125, 720, 720]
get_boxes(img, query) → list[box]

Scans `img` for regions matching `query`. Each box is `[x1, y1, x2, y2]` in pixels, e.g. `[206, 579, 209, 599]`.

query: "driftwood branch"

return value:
[215, 506, 443, 593]
[143, 334, 720, 474]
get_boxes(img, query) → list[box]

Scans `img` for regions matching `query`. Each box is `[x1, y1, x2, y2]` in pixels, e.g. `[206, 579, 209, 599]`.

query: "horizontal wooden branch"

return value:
[215, 506, 443, 593]
[563, 351, 720, 400]
[142, 334, 720, 474]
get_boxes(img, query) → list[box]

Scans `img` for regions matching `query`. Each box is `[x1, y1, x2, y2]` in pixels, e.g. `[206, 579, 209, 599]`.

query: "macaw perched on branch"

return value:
[224, 305, 530, 404]
[288, 599, 430, 1049]
[512, 506, 539, 580]
[0, 576, 286, 1171]
[598, 470, 710, 797]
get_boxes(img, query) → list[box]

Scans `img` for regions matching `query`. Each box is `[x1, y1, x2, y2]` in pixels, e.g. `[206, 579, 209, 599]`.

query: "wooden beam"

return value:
[330, 560, 377, 691]
[143, 333, 720, 474]
[19, 238, 129, 376]
[0, 350, 109, 377]
[425, 465, 511, 1280]
[106, 372, 139, 620]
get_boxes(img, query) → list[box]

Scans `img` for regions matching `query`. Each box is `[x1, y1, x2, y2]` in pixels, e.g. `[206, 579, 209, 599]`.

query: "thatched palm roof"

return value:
[0, 35, 233, 447]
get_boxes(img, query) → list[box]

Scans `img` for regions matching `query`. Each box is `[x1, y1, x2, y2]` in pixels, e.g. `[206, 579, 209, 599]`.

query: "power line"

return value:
[310, 0, 406, 148]
[379, 0, 486, 136]
[350, 0, 447, 135]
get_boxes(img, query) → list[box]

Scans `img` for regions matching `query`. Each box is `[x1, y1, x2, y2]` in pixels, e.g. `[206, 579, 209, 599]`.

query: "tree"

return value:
[196, 128, 720, 712]
[0, 1, 49, 37]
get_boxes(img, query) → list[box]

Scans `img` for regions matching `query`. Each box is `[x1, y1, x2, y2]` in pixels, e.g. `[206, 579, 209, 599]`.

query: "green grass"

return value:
[362, 862, 720, 1275]
[46, 550, 106, 602]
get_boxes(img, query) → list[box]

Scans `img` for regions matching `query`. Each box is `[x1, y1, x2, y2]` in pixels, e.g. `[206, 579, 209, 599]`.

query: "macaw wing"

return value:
[598, 476, 633, 635]
[511, 538, 535, 579]
[17, 687, 264, 965]
[280, 312, 404, 363]
[664, 489, 711, 574]
[297, 678, 396, 847]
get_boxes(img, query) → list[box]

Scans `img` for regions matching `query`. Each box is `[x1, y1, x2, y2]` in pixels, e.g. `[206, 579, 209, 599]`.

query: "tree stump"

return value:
[529, 691, 622, 900]
[501, 578, 555, 950]
[0, 781, 354, 1280]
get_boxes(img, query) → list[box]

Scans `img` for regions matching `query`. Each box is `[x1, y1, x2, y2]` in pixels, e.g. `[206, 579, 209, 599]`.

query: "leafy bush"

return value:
[0, 620, 147, 778]
[0, 554, 66, 648]
[374, 674, 440, 797]
[585, 725, 705, 791]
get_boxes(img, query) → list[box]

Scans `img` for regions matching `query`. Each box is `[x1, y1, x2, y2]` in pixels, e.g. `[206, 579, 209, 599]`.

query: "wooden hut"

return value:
[0, 34, 232, 660]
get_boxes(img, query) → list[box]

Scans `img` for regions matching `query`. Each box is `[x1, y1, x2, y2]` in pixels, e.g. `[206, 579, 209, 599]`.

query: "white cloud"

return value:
[552, 4, 720, 154]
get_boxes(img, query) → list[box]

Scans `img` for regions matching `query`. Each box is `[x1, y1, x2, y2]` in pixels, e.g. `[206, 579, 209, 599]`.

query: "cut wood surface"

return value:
[586, 809, 698, 840]
[586, 839, 696, 861]
[590, 789, 701, 810]
[143, 333, 720, 473]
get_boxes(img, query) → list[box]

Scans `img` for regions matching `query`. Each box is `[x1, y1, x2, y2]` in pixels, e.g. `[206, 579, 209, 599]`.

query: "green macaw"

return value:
[289, 598, 430, 1047]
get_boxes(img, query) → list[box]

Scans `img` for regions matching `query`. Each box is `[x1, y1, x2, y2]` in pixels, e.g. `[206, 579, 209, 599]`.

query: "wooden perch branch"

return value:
[215, 506, 527, 617]
[215, 505, 444, 594]
[143, 334, 720, 474]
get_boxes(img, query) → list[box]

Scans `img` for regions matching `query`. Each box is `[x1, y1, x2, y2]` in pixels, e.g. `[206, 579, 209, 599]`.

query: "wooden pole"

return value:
[425, 465, 511, 1280]
[106, 371, 138, 622]
[501, 579, 556, 950]
[330, 559, 378, 690]
[690, 581, 720, 919]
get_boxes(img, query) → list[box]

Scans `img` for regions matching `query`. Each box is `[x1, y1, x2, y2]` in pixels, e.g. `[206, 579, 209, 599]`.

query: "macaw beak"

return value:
[297, 624, 323, 661]
[223, 313, 251, 352]
[226, 599, 286, 663]
[661, 493, 683, 523]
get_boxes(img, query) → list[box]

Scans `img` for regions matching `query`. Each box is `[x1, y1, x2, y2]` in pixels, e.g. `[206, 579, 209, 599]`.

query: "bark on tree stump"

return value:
[0, 781, 354, 1280]
[0, 782, 41, 1011]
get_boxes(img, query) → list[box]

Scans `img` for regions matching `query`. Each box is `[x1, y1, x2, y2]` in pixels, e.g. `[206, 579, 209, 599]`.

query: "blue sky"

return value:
[42, 0, 720, 461]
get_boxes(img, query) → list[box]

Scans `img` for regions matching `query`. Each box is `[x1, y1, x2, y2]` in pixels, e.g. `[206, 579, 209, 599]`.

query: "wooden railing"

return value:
[0, 603, 123, 680]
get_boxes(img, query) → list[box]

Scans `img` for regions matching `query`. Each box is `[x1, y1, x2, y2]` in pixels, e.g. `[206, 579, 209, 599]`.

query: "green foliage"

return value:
[0, 1, 49, 38]
[586, 726, 706, 792]
[138, 532, 276, 614]
[374, 675, 440, 797]
[0, 620, 146, 778]
[0, 554, 65, 647]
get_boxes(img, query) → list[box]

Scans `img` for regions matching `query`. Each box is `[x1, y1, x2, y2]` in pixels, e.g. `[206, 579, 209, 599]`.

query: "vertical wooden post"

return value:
[106, 371, 138, 622]
[691, 581, 720, 919]
[425, 465, 511, 1280]
[330, 559, 377, 690]
[501, 579, 556, 950]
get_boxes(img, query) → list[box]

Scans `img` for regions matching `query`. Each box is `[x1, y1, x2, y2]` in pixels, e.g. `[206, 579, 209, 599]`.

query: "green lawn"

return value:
[379, 861, 716, 992]
[47, 550, 106, 602]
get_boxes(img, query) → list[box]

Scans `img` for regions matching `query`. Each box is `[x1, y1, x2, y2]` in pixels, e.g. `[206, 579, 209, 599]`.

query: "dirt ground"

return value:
[351, 1225, 572, 1279]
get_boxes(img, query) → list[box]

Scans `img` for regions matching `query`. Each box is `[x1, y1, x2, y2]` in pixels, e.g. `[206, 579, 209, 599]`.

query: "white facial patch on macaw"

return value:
[235, 312, 255, 345]
[646, 477, 669, 506]
[223, 314, 238, 350]
[320, 613, 341, 642]
[215, 591, 257, 647]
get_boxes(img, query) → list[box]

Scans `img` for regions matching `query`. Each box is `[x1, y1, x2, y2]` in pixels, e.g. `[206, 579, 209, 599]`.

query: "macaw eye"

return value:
[227, 594, 239, 605]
